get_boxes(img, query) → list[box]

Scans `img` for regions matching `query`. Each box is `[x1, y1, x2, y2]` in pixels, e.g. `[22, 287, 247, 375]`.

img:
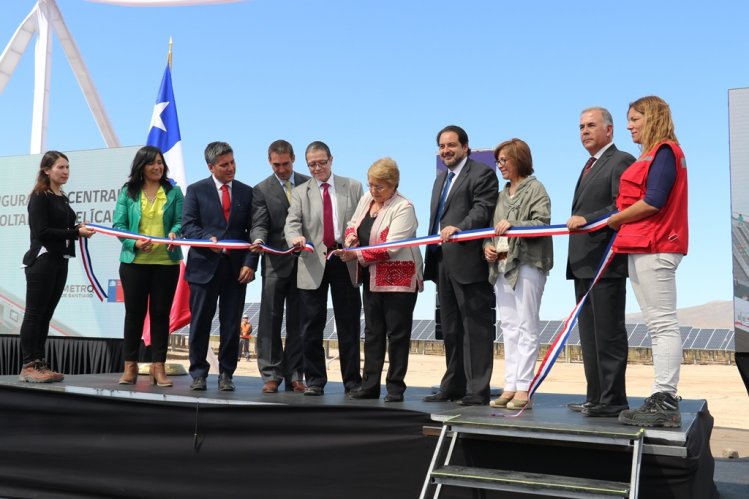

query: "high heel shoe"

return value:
[489, 393, 516, 408]
[506, 398, 532, 410]
[118, 361, 138, 385]
[150, 362, 173, 387]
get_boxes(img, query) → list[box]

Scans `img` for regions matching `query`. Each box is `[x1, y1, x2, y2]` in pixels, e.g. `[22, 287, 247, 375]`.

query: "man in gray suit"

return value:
[286, 141, 363, 396]
[251, 140, 311, 394]
[423, 125, 498, 406]
[566, 107, 635, 417]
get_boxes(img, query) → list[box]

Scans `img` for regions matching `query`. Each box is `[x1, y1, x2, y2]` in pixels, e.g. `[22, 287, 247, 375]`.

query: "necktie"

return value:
[432, 171, 455, 234]
[322, 182, 335, 249]
[221, 184, 231, 221]
[581, 157, 596, 179]
[284, 180, 292, 202]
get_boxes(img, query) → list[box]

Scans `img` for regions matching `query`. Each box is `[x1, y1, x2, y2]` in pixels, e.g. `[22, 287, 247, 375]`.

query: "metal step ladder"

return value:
[420, 414, 645, 499]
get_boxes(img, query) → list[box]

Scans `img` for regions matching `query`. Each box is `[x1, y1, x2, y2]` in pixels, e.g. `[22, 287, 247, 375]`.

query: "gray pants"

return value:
[629, 253, 683, 395]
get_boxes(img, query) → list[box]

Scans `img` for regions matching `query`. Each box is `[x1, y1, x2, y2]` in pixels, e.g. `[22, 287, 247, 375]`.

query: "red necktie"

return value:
[322, 182, 335, 249]
[221, 184, 231, 221]
[581, 157, 596, 179]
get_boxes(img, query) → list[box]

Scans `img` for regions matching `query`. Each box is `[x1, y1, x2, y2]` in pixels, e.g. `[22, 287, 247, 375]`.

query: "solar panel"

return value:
[706, 329, 729, 350]
[629, 323, 648, 347]
[172, 302, 741, 353]
[566, 324, 580, 346]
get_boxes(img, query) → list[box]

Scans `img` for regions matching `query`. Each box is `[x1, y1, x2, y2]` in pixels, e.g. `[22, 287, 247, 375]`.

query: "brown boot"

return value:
[118, 361, 138, 385]
[150, 362, 173, 387]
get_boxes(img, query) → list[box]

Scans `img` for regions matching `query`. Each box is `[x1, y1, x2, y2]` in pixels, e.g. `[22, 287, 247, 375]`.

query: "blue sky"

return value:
[1, 0, 747, 321]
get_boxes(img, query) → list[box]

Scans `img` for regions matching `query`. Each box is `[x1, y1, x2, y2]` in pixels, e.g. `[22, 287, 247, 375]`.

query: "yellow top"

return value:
[134, 187, 177, 265]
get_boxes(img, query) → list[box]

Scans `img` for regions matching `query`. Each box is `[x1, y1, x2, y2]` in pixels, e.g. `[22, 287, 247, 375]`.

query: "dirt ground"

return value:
[175, 346, 749, 459]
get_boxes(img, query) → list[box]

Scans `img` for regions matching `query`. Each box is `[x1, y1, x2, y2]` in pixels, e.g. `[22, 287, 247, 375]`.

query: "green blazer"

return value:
[113, 185, 184, 263]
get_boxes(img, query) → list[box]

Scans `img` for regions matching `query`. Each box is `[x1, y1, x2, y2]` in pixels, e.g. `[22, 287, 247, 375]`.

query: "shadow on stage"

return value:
[0, 373, 718, 499]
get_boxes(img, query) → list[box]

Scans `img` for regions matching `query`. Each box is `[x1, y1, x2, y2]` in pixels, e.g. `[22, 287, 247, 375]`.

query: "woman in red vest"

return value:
[608, 96, 688, 428]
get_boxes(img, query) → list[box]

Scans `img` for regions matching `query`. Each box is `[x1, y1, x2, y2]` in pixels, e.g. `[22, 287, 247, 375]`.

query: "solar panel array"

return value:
[173, 303, 736, 351]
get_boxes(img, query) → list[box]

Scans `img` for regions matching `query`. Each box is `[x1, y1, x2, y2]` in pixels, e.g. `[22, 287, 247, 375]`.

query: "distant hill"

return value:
[626, 300, 733, 329]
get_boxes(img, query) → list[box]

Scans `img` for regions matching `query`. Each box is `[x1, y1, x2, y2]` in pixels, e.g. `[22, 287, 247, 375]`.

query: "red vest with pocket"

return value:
[613, 141, 688, 255]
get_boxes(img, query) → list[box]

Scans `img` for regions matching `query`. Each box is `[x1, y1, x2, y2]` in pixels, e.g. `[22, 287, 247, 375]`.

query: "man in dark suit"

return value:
[182, 141, 258, 392]
[566, 107, 635, 416]
[423, 125, 498, 406]
[250, 139, 310, 394]
[286, 141, 363, 396]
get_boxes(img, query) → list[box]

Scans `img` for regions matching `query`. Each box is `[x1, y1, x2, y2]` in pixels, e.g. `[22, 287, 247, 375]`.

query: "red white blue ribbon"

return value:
[328, 213, 612, 260]
[496, 234, 618, 418]
[79, 237, 108, 301]
[81, 224, 314, 301]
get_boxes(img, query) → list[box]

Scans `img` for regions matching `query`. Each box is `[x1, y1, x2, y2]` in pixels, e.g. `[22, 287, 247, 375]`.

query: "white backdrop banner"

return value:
[0, 146, 141, 339]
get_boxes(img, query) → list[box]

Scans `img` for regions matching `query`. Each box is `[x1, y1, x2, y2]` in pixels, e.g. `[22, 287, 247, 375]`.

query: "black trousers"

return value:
[436, 251, 495, 402]
[298, 256, 362, 390]
[19, 254, 68, 364]
[360, 281, 417, 397]
[575, 277, 629, 406]
[256, 271, 303, 383]
[188, 257, 247, 379]
[119, 262, 180, 363]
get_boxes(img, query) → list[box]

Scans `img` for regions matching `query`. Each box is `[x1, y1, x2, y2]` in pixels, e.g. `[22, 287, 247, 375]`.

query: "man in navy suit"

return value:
[182, 141, 258, 391]
[566, 108, 635, 416]
[423, 125, 498, 406]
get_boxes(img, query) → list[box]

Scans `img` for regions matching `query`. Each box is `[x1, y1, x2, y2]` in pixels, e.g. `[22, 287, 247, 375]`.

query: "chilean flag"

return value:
[142, 64, 191, 344]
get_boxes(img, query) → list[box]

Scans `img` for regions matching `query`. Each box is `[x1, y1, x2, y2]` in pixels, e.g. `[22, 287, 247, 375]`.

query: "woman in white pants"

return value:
[484, 138, 553, 410]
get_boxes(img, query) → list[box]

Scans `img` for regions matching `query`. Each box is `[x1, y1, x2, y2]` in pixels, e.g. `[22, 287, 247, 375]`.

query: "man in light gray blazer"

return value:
[251, 140, 310, 394]
[285, 141, 363, 396]
[566, 107, 635, 417]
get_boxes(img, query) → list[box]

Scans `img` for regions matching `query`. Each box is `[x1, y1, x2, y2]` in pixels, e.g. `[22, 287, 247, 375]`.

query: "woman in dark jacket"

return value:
[19, 151, 94, 383]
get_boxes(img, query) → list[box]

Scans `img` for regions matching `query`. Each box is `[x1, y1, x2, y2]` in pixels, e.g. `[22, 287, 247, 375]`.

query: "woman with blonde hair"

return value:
[608, 96, 688, 427]
[339, 157, 423, 402]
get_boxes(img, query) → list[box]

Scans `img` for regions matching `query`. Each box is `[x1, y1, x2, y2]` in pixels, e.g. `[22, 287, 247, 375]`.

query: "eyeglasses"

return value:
[307, 159, 330, 169]
[367, 183, 389, 192]
[496, 157, 509, 167]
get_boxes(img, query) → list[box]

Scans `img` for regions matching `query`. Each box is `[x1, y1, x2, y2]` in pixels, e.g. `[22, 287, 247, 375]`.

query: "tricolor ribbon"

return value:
[81, 223, 314, 301]
[499, 234, 618, 417]
[327, 213, 612, 260]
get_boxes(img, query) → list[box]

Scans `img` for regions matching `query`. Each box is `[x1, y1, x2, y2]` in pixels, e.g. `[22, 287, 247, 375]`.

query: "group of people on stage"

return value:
[18, 95, 688, 428]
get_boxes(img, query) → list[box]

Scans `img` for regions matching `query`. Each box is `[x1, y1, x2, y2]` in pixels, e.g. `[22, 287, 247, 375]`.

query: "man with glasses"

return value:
[250, 140, 310, 394]
[423, 125, 498, 406]
[566, 107, 635, 417]
[285, 141, 363, 396]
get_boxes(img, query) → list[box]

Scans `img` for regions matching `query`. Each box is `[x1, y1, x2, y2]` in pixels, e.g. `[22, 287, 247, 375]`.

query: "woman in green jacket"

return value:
[113, 146, 183, 386]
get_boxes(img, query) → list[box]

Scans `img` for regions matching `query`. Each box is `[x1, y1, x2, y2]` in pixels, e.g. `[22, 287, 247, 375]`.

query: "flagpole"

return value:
[167, 36, 172, 69]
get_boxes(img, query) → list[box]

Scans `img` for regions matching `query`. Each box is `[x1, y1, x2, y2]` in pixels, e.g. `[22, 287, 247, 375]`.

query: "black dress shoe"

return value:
[567, 401, 595, 412]
[349, 389, 379, 400]
[457, 396, 489, 406]
[218, 373, 235, 392]
[190, 376, 207, 391]
[344, 383, 362, 395]
[384, 393, 404, 402]
[423, 391, 461, 402]
[304, 385, 324, 396]
[582, 403, 629, 418]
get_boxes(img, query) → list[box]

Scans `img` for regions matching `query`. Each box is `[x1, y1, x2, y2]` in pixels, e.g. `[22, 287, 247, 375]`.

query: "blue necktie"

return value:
[432, 171, 455, 234]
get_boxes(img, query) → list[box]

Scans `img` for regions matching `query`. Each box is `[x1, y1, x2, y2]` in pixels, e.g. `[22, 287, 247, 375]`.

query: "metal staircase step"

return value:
[444, 415, 645, 445]
[431, 465, 631, 498]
